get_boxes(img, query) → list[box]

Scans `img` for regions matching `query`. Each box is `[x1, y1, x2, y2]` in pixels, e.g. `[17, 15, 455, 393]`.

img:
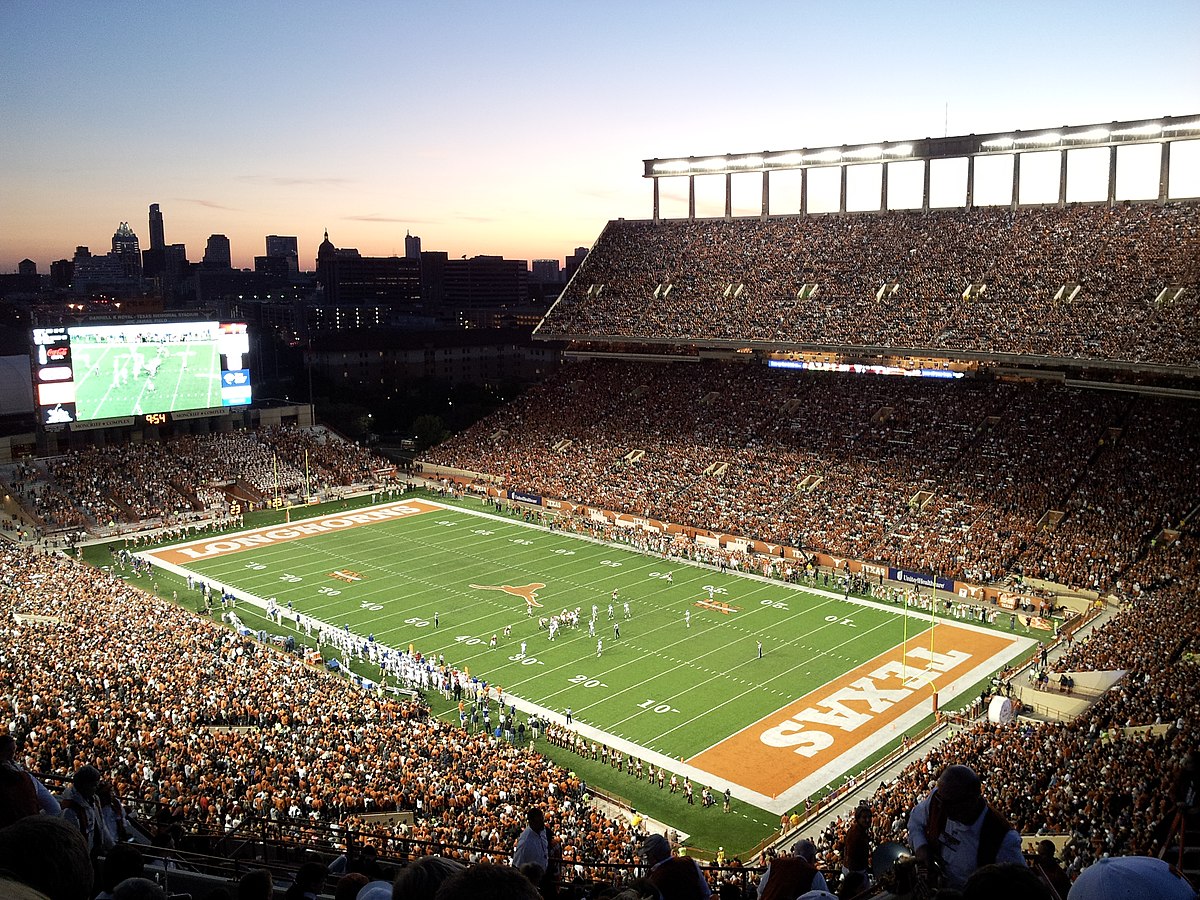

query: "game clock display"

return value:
[32, 321, 252, 427]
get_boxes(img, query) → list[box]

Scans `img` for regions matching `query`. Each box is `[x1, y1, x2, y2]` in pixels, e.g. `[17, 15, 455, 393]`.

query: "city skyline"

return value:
[3, 1, 1199, 273]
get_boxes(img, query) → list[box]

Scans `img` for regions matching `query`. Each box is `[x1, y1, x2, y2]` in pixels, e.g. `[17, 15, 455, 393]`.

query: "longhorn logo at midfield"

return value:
[469, 582, 546, 608]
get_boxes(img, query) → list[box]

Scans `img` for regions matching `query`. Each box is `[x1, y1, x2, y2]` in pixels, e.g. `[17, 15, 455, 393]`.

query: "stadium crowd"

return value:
[0, 542, 637, 878]
[0, 525, 1195, 897]
[0, 452, 1195, 900]
[423, 359, 1200, 593]
[1, 425, 386, 534]
[539, 204, 1200, 366]
[811, 566, 1199, 882]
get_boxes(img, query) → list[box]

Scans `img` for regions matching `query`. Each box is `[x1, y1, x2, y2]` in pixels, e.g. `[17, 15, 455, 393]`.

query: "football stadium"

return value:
[2, 114, 1199, 900]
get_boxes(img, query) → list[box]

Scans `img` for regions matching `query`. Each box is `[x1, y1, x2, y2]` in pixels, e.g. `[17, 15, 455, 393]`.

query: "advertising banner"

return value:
[889, 568, 957, 593]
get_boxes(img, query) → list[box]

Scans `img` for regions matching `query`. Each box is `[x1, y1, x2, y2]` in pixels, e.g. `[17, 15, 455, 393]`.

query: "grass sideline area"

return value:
[83, 489, 1040, 854]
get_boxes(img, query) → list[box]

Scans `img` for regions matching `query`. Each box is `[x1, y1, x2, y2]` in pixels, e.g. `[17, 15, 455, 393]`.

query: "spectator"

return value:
[0, 733, 40, 827]
[432, 863, 541, 900]
[1066, 855, 1197, 899]
[640, 834, 711, 900]
[0, 815, 93, 900]
[237, 869, 275, 900]
[111, 878, 166, 900]
[907, 764, 1025, 891]
[58, 765, 114, 857]
[962, 863, 1051, 900]
[757, 839, 829, 900]
[393, 856, 467, 900]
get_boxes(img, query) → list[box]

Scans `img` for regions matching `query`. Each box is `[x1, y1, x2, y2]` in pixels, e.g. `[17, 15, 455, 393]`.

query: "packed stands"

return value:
[0, 542, 636, 875]
[423, 359, 1200, 592]
[3, 425, 386, 533]
[813, 569, 1200, 882]
[1, 522, 1196, 893]
[538, 204, 1200, 366]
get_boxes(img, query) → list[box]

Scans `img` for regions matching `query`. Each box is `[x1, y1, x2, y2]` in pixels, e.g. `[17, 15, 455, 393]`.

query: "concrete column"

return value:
[653, 177, 660, 222]
[1058, 149, 1068, 207]
[965, 155, 975, 209]
[688, 175, 696, 220]
[800, 168, 808, 216]
[1159, 141, 1171, 202]
[1107, 145, 1118, 207]
[725, 172, 732, 219]
[761, 170, 769, 217]
[839, 164, 848, 213]
[922, 159, 931, 212]
[880, 162, 889, 212]
[1011, 153, 1021, 210]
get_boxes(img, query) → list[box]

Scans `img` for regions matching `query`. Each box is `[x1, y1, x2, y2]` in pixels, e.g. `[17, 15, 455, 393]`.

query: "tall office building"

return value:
[148, 204, 165, 250]
[111, 222, 142, 280]
[203, 234, 232, 269]
[265, 235, 299, 276]
[565, 246, 588, 283]
[144, 203, 166, 280]
[405, 231, 421, 259]
[531, 259, 563, 284]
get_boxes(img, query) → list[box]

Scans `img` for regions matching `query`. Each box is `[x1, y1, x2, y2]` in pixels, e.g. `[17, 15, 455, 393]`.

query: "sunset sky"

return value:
[2, 0, 1198, 273]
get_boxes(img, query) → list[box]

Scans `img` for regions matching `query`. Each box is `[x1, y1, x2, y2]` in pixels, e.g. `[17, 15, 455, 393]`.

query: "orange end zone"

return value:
[687, 624, 1020, 798]
[144, 499, 441, 566]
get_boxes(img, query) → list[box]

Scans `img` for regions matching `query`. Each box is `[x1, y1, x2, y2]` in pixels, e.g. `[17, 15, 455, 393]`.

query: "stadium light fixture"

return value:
[883, 144, 913, 157]
[807, 149, 843, 164]
[652, 160, 692, 174]
[768, 152, 805, 166]
[1072, 128, 1111, 141]
[1014, 132, 1061, 146]
[695, 157, 730, 171]
[1112, 123, 1162, 137]
[843, 146, 883, 160]
[733, 156, 764, 168]
[1163, 119, 1200, 132]
[981, 136, 1014, 149]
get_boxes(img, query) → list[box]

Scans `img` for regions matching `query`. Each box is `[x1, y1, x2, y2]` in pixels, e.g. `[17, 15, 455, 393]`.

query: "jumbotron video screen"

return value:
[31, 321, 251, 427]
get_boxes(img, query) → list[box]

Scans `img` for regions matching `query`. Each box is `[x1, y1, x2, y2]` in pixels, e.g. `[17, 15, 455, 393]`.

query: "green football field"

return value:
[71, 337, 222, 419]
[141, 498, 1033, 814]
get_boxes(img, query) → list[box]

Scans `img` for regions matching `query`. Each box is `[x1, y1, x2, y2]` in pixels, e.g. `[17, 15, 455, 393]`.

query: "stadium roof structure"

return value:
[642, 114, 1200, 217]
[644, 115, 1200, 177]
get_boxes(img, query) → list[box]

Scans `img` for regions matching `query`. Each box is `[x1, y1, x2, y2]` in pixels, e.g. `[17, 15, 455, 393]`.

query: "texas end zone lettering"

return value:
[150, 500, 438, 564]
[686, 625, 1017, 798]
[760, 646, 968, 757]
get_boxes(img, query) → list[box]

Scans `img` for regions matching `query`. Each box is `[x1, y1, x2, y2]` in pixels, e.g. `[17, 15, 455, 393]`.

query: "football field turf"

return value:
[142, 498, 1034, 813]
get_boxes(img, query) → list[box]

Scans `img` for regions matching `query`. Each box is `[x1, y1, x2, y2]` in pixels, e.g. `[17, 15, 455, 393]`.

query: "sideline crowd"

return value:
[424, 360, 1199, 593]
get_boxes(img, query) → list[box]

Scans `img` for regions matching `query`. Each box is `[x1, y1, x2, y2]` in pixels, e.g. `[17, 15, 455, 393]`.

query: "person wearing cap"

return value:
[757, 839, 828, 900]
[58, 765, 115, 857]
[641, 833, 711, 900]
[907, 764, 1025, 891]
[1066, 855, 1197, 900]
